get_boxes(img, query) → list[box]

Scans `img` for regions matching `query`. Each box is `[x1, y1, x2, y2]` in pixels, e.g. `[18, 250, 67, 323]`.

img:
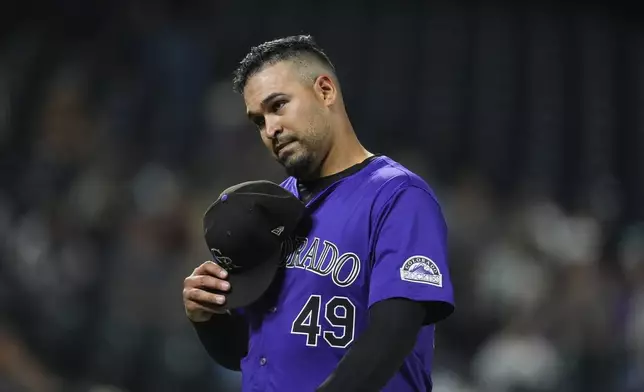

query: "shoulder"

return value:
[365, 158, 448, 244]
[365, 156, 440, 208]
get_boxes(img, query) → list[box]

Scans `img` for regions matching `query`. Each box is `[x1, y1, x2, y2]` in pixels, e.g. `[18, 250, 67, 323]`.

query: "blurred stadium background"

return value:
[1, 1, 643, 391]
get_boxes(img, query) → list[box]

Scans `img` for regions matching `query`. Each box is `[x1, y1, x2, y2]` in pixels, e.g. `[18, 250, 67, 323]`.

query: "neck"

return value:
[318, 121, 372, 178]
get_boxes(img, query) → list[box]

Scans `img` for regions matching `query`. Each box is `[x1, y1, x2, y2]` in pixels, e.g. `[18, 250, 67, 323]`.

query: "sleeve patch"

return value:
[400, 255, 443, 287]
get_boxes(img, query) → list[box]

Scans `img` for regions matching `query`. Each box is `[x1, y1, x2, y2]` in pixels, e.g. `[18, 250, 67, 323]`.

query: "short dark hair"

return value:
[232, 35, 336, 94]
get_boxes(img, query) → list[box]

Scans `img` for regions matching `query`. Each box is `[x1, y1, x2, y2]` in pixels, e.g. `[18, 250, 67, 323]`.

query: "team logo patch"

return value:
[400, 255, 442, 287]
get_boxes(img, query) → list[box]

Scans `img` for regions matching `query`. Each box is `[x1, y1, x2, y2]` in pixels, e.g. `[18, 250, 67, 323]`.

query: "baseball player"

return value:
[183, 35, 455, 392]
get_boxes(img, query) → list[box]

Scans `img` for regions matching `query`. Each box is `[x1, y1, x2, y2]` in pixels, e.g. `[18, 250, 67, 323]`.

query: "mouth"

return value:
[275, 141, 295, 155]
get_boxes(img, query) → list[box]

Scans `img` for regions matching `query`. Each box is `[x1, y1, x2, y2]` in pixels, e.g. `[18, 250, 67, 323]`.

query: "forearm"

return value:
[316, 299, 426, 392]
[192, 312, 249, 371]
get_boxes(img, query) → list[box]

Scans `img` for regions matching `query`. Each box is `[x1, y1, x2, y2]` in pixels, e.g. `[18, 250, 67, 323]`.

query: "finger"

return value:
[184, 287, 227, 306]
[198, 275, 231, 292]
[185, 275, 230, 292]
[185, 300, 228, 315]
[195, 261, 228, 279]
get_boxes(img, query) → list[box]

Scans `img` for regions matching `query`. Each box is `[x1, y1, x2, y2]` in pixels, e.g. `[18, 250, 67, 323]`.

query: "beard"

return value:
[276, 114, 329, 180]
[280, 147, 318, 179]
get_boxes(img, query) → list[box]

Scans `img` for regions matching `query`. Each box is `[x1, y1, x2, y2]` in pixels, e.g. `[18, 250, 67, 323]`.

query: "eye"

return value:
[271, 100, 287, 113]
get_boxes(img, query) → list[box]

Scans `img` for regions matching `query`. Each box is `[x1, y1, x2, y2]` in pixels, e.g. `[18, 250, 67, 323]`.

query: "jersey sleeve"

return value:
[368, 185, 455, 313]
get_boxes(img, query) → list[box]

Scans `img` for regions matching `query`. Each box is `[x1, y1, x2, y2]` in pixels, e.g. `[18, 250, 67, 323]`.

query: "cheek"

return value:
[284, 101, 312, 130]
[307, 113, 328, 144]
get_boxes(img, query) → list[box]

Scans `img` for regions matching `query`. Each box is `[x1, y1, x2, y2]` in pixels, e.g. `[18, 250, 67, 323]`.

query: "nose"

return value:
[264, 116, 282, 139]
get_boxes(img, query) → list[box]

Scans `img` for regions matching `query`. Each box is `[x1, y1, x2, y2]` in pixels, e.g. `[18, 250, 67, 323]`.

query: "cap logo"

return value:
[271, 226, 285, 236]
[211, 248, 242, 271]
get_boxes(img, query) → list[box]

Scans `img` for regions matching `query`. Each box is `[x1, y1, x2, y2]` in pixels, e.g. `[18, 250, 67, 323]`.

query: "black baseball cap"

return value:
[202, 180, 305, 309]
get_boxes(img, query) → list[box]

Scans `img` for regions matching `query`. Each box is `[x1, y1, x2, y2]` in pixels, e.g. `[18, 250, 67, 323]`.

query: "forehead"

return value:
[243, 62, 305, 107]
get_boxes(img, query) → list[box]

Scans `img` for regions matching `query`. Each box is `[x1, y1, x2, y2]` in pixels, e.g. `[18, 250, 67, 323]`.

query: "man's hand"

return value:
[183, 261, 231, 322]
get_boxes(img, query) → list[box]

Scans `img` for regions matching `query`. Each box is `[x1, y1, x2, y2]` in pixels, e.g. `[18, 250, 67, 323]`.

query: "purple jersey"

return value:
[238, 156, 454, 392]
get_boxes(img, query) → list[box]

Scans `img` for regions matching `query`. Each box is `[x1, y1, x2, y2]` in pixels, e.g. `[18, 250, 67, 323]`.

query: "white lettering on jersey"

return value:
[281, 236, 361, 288]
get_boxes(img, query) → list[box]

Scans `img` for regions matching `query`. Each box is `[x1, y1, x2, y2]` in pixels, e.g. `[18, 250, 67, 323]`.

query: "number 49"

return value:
[290, 295, 356, 348]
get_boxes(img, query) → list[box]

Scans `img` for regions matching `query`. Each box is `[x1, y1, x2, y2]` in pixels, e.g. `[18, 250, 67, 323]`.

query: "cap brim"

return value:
[223, 247, 282, 310]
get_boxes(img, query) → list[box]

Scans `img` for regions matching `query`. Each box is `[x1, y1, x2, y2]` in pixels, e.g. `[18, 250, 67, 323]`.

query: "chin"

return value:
[282, 152, 316, 179]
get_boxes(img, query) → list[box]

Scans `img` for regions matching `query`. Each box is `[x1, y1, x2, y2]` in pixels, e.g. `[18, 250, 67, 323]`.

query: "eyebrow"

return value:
[246, 92, 285, 118]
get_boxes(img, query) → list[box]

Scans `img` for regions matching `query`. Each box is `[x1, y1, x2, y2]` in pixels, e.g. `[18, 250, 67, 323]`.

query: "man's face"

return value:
[243, 61, 332, 179]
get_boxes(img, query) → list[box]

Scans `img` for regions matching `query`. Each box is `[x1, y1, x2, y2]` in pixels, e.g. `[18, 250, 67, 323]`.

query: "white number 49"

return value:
[290, 295, 356, 348]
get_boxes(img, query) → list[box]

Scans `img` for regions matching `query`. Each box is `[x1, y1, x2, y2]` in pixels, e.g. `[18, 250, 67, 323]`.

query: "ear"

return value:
[313, 75, 337, 106]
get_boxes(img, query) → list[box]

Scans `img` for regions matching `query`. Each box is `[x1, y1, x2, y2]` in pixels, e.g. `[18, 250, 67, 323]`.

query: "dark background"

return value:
[0, 1, 643, 391]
